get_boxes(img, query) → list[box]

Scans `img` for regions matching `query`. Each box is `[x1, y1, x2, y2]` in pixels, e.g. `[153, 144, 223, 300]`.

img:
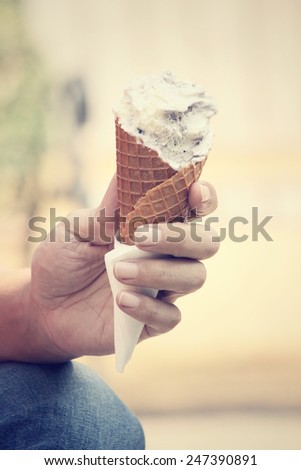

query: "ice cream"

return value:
[105, 72, 217, 371]
[114, 71, 217, 171]
[114, 71, 217, 244]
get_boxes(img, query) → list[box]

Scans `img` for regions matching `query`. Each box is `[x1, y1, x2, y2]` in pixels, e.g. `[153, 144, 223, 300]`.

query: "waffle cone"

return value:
[116, 121, 205, 245]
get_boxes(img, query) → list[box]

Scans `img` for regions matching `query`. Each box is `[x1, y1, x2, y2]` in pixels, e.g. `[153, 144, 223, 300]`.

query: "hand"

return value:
[115, 180, 219, 340]
[26, 177, 219, 362]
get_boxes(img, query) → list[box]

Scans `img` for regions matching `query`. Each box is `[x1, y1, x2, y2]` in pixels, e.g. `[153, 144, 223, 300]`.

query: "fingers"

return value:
[114, 258, 206, 293]
[189, 180, 218, 217]
[116, 290, 181, 337]
[52, 177, 217, 248]
[114, 180, 219, 342]
[134, 222, 220, 260]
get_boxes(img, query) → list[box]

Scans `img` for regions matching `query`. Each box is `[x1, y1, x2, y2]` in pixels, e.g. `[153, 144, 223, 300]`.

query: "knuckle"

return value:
[148, 299, 181, 332]
[137, 260, 165, 286]
[154, 262, 167, 283]
[149, 298, 161, 324]
[191, 262, 207, 290]
[208, 232, 220, 257]
[201, 229, 220, 259]
[169, 305, 181, 329]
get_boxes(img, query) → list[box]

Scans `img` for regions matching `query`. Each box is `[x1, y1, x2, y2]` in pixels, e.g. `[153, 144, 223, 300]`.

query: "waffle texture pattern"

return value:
[116, 121, 204, 244]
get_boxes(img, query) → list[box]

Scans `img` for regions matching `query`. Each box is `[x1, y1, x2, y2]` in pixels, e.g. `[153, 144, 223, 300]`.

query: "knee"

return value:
[0, 362, 144, 450]
[71, 363, 145, 450]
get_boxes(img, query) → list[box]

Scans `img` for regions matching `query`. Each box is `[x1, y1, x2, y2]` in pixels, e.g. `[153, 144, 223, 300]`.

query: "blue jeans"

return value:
[0, 361, 145, 450]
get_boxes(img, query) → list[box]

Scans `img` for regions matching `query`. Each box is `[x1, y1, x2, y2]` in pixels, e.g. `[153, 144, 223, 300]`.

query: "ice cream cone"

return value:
[116, 121, 205, 244]
[108, 72, 216, 371]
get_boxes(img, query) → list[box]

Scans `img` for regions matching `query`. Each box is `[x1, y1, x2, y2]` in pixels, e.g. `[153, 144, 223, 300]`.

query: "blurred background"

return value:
[1, 0, 300, 449]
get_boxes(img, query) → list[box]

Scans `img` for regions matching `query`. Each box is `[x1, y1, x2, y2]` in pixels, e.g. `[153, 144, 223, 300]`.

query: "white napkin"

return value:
[105, 238, 162, 372]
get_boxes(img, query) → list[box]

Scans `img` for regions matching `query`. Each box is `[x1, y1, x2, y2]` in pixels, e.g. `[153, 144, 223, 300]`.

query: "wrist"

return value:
[0, 268, 63, 363]
[0, 268, 31, 362]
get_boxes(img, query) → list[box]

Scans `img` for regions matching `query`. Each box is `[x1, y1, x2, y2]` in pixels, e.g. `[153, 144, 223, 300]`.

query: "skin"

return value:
[0, 176, 219, 363]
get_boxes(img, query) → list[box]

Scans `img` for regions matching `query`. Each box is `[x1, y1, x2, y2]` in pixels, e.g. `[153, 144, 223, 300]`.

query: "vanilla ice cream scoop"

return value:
[114, 71, 217, 170]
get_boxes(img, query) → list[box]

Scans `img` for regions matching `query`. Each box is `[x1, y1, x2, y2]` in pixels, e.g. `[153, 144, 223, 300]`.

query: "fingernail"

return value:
[118, 291, 140, 308]
[114, 261, 138, 280]
[199, 183, 211, 204]
[134, 225, 162, 246]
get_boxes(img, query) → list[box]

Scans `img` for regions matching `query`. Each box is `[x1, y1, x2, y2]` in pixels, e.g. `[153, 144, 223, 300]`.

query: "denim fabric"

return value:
[0, 361, 145, 450]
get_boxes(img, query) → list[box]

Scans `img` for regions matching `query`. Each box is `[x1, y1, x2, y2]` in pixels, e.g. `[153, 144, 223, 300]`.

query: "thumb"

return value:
[188, 181, 218, 218]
